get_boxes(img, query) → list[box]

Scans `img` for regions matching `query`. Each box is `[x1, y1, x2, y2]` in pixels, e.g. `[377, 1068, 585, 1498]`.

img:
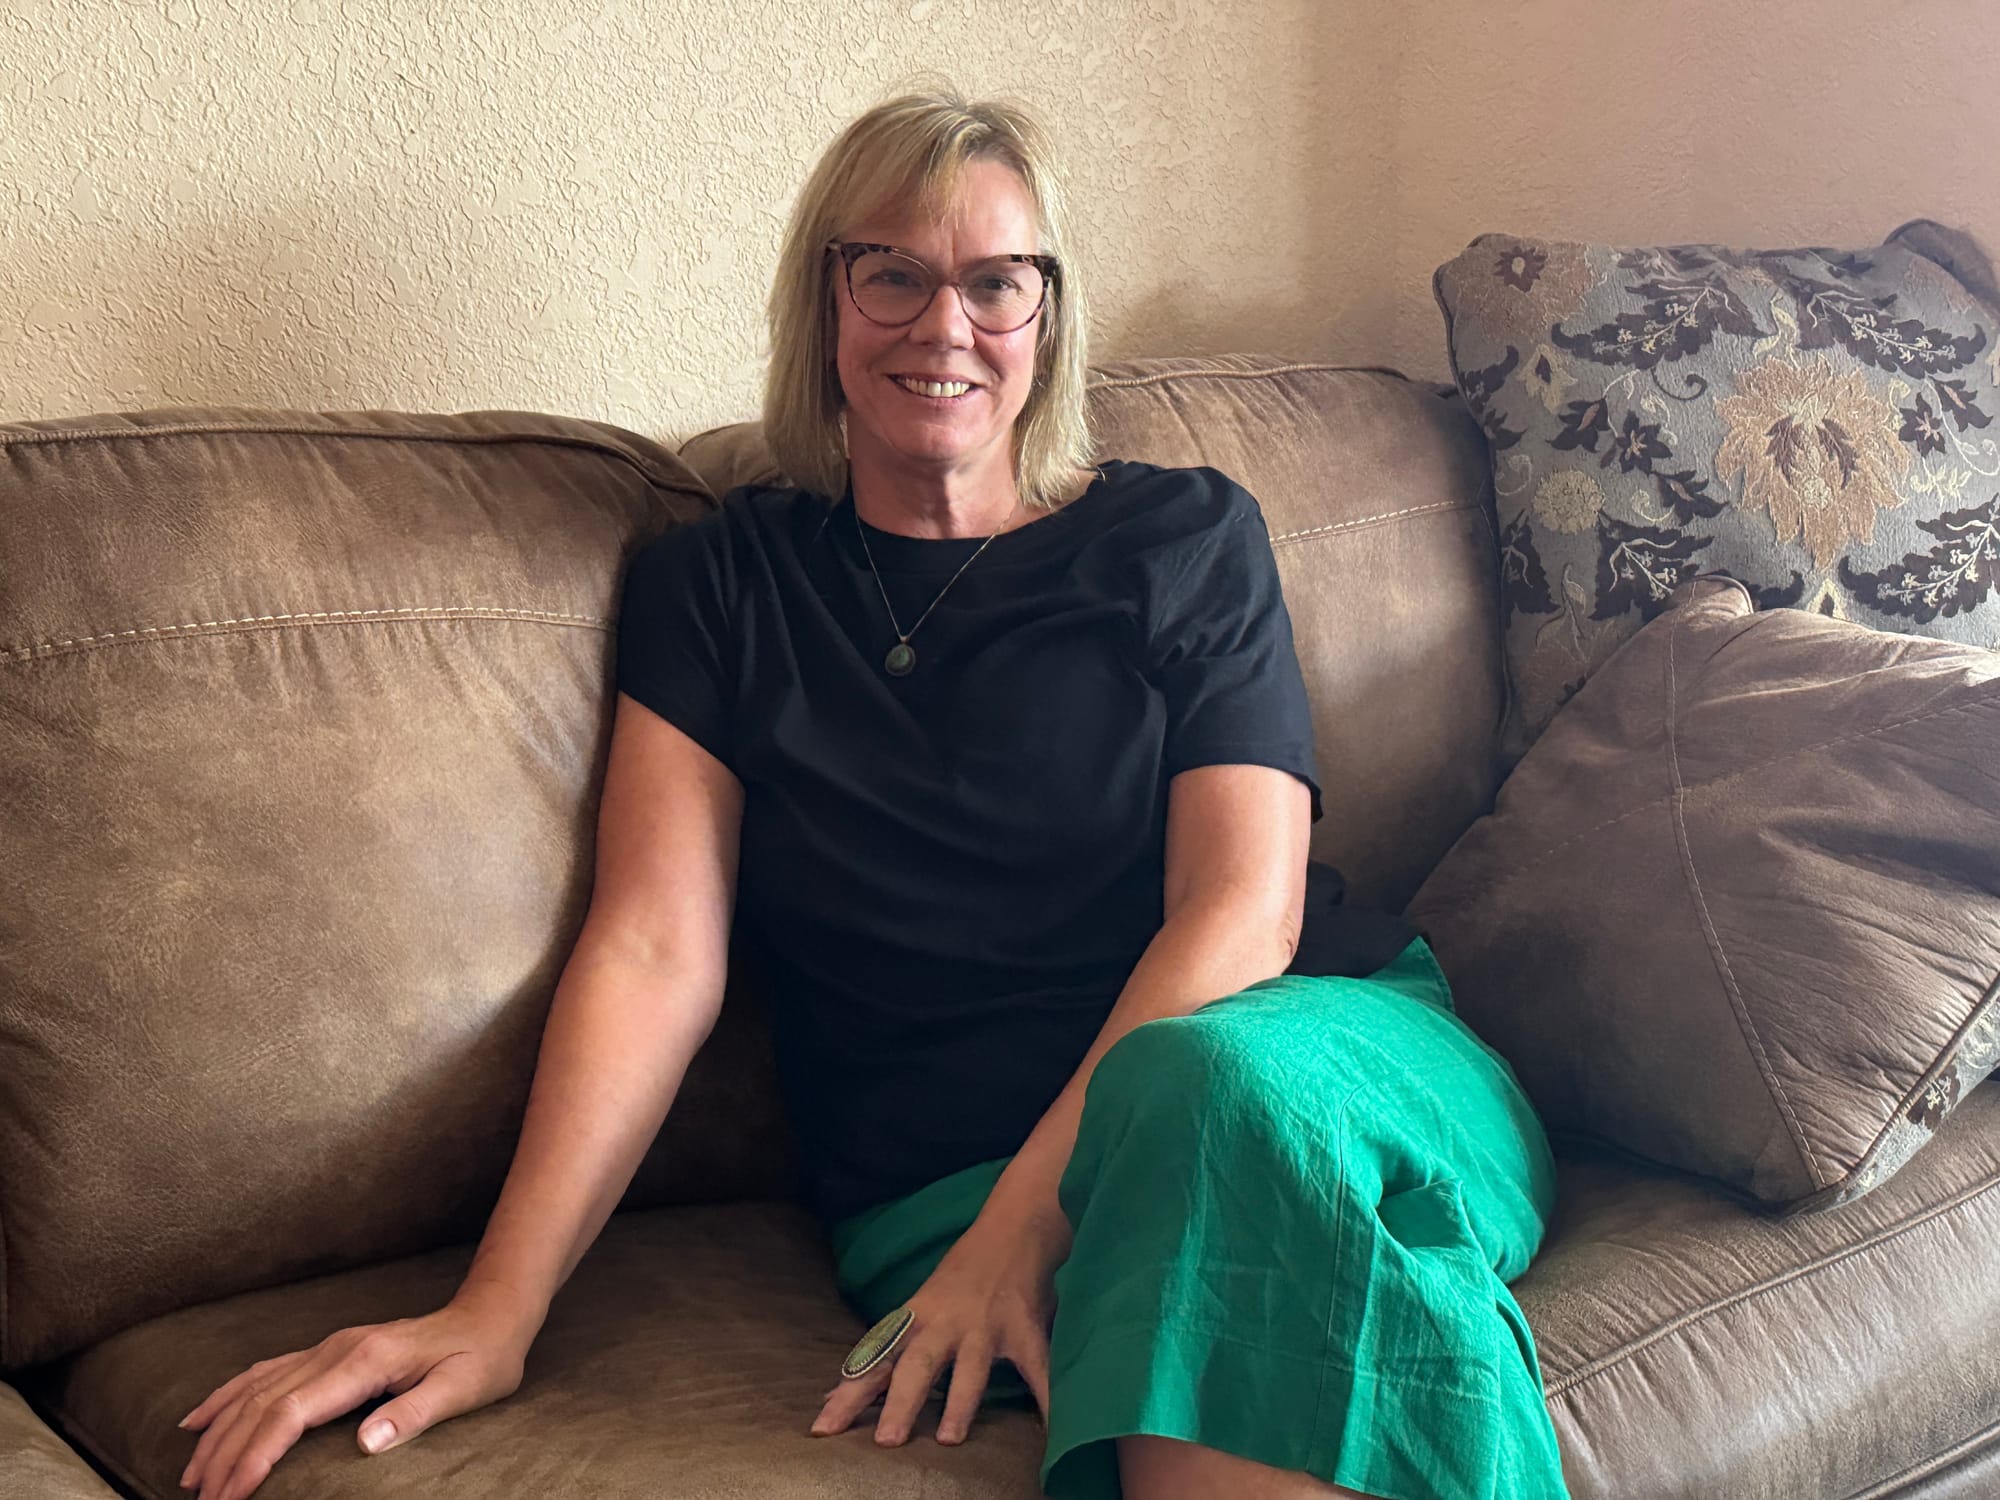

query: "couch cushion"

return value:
[26, 1201, 1045, 1500]
[2, 1383, 118, 1497]
[0, 407, 793, 1370]
[1433, 220, 2000, 768]
[678, 418, 784, 495]
[679, 357, 1505, 911]
[33, 1089, 2000, 1500]
[1519, 1081, 2000, 1499]
[1408, 575, 2000, 1211]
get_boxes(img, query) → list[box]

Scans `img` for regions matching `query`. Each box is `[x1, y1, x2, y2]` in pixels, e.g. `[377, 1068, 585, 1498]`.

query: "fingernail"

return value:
[360, 1419, 395, 1454]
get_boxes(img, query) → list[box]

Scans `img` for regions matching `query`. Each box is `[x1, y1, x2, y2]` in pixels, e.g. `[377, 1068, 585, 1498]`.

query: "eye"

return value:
[863, 267, 923, 289]
[973, 272, 1024, 295]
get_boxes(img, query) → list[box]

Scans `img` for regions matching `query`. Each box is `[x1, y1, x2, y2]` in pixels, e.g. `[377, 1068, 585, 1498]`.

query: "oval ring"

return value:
[841, 1304, 916, 1380]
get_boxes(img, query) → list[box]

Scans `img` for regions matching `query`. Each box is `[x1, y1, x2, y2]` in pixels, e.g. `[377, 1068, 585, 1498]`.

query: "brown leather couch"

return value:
[4, 357, 1997, 1499]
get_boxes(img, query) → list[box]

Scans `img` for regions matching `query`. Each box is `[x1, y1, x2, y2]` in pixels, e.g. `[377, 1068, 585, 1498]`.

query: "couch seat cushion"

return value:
[1519, 1081, 2000, 1499]
[2, 1382, 118, 1497]
[26, 1202, 1043, 1499]
[37, 1092, 2000, 1500]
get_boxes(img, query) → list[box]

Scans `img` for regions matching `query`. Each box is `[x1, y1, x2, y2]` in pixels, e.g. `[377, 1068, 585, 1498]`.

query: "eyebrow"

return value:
[842, 242, 1046, 267]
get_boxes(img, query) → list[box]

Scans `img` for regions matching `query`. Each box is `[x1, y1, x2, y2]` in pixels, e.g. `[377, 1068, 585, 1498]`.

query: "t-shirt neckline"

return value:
[834, 462, 1124, 575]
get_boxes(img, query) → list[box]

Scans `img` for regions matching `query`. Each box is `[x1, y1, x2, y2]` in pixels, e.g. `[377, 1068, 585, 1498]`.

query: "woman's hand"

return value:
[176, 1285, 539, 1500]
[810, 1210, 1061, 1447]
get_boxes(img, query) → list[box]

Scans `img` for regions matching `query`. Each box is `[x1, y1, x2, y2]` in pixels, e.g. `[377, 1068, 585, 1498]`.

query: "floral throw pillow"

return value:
[1434, 219, 2000, 765]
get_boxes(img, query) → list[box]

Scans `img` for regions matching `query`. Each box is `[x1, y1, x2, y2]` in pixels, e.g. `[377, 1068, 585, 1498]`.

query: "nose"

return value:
[908, 279, 976, 348]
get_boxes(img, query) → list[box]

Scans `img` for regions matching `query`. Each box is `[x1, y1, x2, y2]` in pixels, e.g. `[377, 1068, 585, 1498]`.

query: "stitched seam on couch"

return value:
[1845, 1410, 2000, 1500]
[1540, 1164, 2000, 1402]
[1664, 604, 1827, 1188]
[0, 607, 610, 664]
[0, 421, 713, 505]
[1268, 499, 1472, 546]
[1086, 361, 1414, 391]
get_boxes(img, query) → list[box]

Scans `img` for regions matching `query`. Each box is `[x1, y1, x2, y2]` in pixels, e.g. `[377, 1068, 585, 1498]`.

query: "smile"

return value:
[890, 376, 976, 400]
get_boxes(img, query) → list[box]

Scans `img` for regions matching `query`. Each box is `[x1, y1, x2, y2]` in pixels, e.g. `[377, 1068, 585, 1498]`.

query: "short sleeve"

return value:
[615, 515, 737, 772]
[1151, 479, 1324, 823]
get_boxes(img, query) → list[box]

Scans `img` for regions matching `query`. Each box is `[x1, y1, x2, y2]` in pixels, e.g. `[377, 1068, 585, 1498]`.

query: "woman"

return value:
[175, 89, 1568, 1500]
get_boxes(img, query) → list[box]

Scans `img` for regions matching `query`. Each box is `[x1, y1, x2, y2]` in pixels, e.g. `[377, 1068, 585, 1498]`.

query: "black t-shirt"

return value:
[615, 460, 1323, 1222]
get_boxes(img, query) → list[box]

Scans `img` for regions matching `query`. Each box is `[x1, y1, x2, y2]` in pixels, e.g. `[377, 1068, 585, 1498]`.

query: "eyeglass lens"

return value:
[848, 249, 1046, 333]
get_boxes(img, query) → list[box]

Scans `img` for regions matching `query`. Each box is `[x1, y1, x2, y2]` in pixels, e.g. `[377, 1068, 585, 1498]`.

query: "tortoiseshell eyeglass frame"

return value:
[826, 240, 1061, 334]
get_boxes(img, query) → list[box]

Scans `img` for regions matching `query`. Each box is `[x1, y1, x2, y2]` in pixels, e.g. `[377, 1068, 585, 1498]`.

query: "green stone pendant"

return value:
[842, 1304, 915, 1379]
[884, 641, 916, 676]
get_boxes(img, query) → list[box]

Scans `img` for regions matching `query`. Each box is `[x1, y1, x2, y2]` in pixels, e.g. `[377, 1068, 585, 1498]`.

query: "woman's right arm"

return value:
[177, 692, 745, 1500]
[451, 687, 746, 1334]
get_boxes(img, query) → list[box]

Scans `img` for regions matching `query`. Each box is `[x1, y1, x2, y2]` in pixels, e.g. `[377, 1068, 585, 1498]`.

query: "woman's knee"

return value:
[1091, 1008, 1258, 1122]
[1083, 1005, 1305, 1158]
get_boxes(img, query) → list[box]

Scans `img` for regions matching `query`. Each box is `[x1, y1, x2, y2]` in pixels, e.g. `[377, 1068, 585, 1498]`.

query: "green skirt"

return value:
[829, 937, 1570, 1500]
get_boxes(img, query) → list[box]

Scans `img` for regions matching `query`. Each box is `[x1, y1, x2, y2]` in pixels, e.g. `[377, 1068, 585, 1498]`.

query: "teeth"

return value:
[896, 378, 971, 398]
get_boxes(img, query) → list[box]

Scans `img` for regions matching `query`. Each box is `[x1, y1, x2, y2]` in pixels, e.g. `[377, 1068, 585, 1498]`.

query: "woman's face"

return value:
[833, 158, 1044, 492]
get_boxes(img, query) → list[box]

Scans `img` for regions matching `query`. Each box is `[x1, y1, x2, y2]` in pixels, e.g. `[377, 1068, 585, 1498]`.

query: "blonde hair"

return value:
[762, 86, 1092, 510]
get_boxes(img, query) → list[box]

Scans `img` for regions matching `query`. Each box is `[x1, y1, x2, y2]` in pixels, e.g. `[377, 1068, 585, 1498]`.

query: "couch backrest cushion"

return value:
[0, 409, 784, 1367]
[681, 357, 1505, 909]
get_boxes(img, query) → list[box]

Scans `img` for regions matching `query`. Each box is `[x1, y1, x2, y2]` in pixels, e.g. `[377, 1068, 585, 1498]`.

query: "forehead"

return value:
[843, 157, 1039, 255]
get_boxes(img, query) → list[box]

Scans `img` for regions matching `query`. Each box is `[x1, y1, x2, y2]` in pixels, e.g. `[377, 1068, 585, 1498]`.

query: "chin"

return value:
[890, 436, 987, 471]
[858, 417, 994, 469]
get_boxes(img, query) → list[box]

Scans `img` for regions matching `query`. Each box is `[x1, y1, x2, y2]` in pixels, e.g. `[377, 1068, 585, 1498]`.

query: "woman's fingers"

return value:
[349, 1347, 488, 1453]
[873, 1335, 949, 1447]
[810, 1358, 891, 1437]
[181, 1352, 314, 1484]
[1007, 1326, 1052, 1423]
[935, 1340, 993, 1445]
[182, 1385, 262, 1494]
[179, 1356, 290, 1434]
[191, 1333, 399, 1500]
[176, 1304, 530, 1500]
[183, 1337, 365, 1492]
[183, 1349, 321, 1495]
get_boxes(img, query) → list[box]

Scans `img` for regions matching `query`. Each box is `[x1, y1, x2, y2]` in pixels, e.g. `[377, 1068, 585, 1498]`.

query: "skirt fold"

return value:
[831, 937, 1571, 1500]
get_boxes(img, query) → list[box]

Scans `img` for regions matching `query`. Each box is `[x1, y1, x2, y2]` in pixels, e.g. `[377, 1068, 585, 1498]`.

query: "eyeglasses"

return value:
[828, 240, 1059, 335]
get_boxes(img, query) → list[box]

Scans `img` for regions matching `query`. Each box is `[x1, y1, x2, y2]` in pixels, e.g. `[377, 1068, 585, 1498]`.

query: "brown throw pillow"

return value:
[1406, 575, 2000, 1212]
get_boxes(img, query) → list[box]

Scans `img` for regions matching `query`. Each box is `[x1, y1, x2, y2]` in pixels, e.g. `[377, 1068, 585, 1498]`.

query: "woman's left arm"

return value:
[813, 761, 1311, 1446]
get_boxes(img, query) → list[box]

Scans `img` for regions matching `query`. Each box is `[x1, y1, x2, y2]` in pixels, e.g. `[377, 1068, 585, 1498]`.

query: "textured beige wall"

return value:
[1, 0, 1341, 433]
[1362, 1, 2000, 381]
[4, 2, 1997, 435]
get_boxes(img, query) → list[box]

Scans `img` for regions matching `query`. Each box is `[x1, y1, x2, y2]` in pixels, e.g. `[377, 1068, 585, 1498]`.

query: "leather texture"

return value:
[1853, 1423, 2000, 1499]
[0, 408, 797, 1371]
[6, 377, 1991, 1498]
[1, 1382, 118, 1497]
[23, 1090, 2000, 1500]
[1517, 1081, 2000, 1500]
[1409, 574, 2000, 1211]
[677, 356, 1506, 912]
[23, 1202, 1046, 1500]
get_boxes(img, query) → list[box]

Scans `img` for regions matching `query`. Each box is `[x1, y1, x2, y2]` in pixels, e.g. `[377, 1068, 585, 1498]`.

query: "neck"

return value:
[847, 440, 1025, 539]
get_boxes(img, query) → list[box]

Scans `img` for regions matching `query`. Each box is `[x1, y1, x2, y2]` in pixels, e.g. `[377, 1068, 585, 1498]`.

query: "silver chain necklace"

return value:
[853, 496, 1020, 677]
